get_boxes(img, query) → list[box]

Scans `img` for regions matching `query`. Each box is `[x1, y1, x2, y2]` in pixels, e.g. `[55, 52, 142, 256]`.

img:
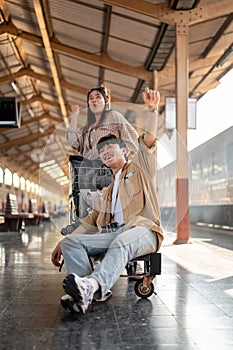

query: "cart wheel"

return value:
[66, 224, 76, 234]
[134, 278, 154, 299]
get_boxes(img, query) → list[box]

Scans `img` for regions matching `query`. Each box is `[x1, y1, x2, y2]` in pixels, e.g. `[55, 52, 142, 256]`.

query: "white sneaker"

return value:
[60, 294, 79, 313]
[63, 274, 95, 314]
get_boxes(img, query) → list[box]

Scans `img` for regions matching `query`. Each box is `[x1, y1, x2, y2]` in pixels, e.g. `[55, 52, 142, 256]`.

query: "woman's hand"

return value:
[69, 105, 81, 129]
[51, 240, 63, 268]
[142, 87, 160, 110]
[71, 105, 81, 114]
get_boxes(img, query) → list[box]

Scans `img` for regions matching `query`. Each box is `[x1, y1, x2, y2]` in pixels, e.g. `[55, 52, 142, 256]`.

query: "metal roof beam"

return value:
[100, 0, 233, 25]
[33, 0, 69, 127]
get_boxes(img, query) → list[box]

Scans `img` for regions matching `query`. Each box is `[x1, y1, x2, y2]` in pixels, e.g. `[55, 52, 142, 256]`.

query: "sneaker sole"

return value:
[62, 275, 84, 313]
[61, 298, 78, 313]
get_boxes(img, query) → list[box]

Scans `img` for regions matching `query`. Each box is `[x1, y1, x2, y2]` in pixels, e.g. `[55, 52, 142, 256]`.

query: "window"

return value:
[20, 177, 25, 190]
[0, 167, 3, 184]
[202, 155, 211, 179]
[212, 151, 223, 176]
[26, 179, 31, 192]
[35, 184, 40, 195]
[4, 168, 12, 186]
[31, 182, 35, 193]
[191, 161, 200, 181]
[13, 173, 20, 188]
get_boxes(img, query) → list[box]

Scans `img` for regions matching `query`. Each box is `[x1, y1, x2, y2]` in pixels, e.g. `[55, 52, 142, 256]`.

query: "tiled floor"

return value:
[0, 218, 233, 350]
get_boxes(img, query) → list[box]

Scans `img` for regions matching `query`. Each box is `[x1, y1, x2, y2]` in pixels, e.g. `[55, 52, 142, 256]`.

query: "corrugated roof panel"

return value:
[59, 56, 97, 75]
[0, 84, 12, 96]
[190, 40, 211, 61]
[67, 96, 87, 109]
[105, 69, 138, 88]
[50, 0, 104, 32]
[109, 86, 135, 102]
[3, 127, 30, 140]
[0, 36, 16, 61]
[108, 38, 150, 66]
[53, 19, 102, 54]
[59, 56, 99, 81]
[110, 13, 159, 48]
[39, 81, 56, 96]
[23, 41, 48, 65]
[190, 18, 226, 44]
[7, 0, 42, 36]
[0, 51, 19, 81]
[104, 71, 138, 101]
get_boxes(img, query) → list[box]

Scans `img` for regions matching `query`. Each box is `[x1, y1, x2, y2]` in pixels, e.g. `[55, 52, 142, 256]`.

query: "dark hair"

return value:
[86, 86, 110, 130]
[97, 134, 127, 153]
[87, 86, 108, 104]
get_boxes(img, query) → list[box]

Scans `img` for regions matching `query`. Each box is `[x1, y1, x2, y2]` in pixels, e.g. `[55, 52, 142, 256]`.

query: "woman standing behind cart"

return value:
[62, 85, 138, 234]
[66, 85, 138, 160]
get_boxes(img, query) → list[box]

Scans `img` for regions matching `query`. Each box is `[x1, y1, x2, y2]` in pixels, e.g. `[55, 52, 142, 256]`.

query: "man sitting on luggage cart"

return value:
[51, 87, 163, 314]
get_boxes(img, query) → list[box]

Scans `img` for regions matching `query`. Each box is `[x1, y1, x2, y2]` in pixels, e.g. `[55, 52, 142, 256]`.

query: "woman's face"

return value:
[88, 90, 106, 115]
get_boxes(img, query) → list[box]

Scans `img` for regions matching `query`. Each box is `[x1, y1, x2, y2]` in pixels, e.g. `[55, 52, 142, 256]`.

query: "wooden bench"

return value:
[25, 199, 50, 225]
[0, 193, 34, 232]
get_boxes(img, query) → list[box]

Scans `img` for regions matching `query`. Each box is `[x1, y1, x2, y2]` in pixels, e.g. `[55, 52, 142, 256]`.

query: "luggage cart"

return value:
[68, 155, 112, 226]
[67, 155, 161, 299]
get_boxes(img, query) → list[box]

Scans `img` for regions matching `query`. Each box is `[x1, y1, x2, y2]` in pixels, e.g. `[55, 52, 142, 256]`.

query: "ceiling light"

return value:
[59, 179, 69, 186]
[28, 106, 35, 118]
[11, 81, 20, 95]
[56, 176, 68, 182]
[39, 159, 56, 168]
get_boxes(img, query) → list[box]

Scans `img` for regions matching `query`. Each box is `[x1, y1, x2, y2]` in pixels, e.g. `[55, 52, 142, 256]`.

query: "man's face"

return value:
[88, 90, 106, 114]
[99, 142, 126, 168]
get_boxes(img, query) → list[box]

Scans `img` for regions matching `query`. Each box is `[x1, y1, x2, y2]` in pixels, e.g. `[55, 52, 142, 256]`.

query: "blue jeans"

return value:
[61, 226, 158, 298]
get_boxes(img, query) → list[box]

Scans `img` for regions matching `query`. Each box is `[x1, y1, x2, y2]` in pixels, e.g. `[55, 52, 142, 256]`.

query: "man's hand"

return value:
[142, 87, 160, 109]
[142, 87, 160, 148]
[51, 240, 63, 268]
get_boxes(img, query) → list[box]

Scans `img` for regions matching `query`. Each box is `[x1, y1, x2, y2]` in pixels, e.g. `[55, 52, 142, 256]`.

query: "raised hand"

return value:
[71, 105, 81, 114]
[142, 87, 160, 110]
[70, 104, 83, 128]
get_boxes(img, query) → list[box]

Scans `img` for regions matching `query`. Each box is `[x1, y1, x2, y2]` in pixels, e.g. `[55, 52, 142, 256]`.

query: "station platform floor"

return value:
[0, 218, 233, 350]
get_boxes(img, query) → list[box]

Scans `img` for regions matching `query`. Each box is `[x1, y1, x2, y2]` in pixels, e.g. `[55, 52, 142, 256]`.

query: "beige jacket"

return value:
[81, 134, 164, 251]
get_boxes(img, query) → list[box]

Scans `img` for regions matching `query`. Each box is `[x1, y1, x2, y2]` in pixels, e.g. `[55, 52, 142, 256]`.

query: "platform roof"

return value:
[0, 0, 232, 189]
